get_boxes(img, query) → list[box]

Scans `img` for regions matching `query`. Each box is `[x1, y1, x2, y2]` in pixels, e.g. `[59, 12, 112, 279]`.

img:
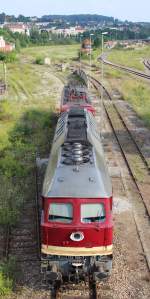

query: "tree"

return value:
[15, 39, 21, 52]
[0, 13, 5, 23]
[30, 28, 41, 44]
[93, 37, 101, 48]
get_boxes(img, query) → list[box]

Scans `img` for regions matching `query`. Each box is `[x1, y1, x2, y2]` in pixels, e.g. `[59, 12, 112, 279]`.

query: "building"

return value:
[36, 22, 51, 28]
[75, 26, 85, 35]
[50, 26, 85, 37]
[105, 40, 118, 49]
[81, 39, 92, 55]
[0, 36, 5, 48]
[4, 23, 30, 35]
[0, 36, 15, 52]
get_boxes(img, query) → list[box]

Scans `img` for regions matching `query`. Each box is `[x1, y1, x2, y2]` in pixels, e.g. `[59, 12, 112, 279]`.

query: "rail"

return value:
[88, 74, 150, 217]
[143, 59, 150, 71]
[51, 276, 98, 299]
[99, 55, 150, 80]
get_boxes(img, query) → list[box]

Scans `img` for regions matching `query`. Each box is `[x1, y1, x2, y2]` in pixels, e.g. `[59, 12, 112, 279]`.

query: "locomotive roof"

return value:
[42, 108, 112, 199]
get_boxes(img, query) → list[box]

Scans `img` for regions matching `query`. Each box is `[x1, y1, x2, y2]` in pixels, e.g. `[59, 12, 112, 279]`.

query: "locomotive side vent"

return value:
[62, 142, 92, 165]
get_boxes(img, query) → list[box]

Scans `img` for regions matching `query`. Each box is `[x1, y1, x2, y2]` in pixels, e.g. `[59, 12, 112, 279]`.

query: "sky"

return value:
[1, 0, 150, 22]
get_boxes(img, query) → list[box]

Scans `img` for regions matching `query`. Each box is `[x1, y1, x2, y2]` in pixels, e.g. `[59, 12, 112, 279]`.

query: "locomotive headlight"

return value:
[70, 231, 84, 242]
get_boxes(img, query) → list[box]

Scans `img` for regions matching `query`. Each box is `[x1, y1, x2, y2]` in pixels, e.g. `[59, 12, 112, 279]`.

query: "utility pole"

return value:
[89, 33, 94, 90]
[80, 35, 83, 70]
[101, 32, 108, 102]
[101, 32, 108, 132]
[3, 62, 7, 90]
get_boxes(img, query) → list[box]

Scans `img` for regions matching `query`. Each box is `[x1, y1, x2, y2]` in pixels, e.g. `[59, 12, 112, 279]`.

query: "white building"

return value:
[4, 23, 30, 36]
[51, 26, 85, 36]
[0, 36, 5, 48]
[0, 36, 15, 52]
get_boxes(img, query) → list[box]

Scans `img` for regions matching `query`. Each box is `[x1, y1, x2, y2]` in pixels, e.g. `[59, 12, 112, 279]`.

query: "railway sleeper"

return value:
[8, 254, 39, 260]
[16, 258, 40, 262]
[16, 220, 36, 226]
[11, 229, 36, 236]
[10, 235, 36, 242]
[9, 248, 38, 255]
[9, 241, 37, 249]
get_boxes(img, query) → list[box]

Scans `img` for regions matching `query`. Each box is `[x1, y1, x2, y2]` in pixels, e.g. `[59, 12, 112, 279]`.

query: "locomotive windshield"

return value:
[81, 203, 105, 223]
[48, 203, 73, 223]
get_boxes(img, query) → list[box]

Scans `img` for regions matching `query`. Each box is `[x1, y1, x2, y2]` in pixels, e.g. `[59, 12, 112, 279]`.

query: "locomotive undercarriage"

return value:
[41, 254, 112, 285]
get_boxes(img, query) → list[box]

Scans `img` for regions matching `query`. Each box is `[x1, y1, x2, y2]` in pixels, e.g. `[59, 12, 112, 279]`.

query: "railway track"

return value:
[51, 277, 98, 299]
[88, 75, 150, 215]
[99, 55, 150, 80]
[143, 59, 150, 71]
[2, 169, 40, 262]
[87, 74, 150, 270]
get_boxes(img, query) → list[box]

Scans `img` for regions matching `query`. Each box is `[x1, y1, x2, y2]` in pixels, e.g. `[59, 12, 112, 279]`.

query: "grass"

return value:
[105, 67, 123, 79]
[0, 258, 19, 297]
[20, 44, 80, 64]
[0, 272, 13, 297]
[103, 62, 150, 127]
[81, 48, 101, 66]
[80, 45, 150, 128]
[81, 45, 150, 127]
[0, 46, 74, 152]
[107, 46, 150, 71]
[120, 79, 150, 126]
[7, 63, 41, 100]
[0, 44, 72, 226]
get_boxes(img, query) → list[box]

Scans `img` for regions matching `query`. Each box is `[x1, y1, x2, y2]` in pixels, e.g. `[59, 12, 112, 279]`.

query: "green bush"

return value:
[35, 56, 44, 65]
[9, 122, 34, 144]
[0, 258, 18, 296]
[0, 52, 6, 61]
[0, 272, 13, 296]
[0, 51, 17, 63]
[114, 42, 125, 49]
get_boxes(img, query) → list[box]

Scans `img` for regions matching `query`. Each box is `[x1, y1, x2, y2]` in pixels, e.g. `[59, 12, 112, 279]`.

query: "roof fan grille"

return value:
[62, 142, 91, 165]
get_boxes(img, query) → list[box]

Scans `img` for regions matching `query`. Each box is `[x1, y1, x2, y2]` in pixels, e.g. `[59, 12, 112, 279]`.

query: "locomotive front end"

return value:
[41, 196, 113, 282]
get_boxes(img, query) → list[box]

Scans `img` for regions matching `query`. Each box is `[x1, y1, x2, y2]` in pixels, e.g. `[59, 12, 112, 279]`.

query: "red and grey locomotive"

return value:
[41, 104, 113, 283]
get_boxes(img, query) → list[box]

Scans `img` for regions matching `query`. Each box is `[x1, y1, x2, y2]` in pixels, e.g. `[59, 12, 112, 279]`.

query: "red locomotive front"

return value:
[41, 197, 112, 251]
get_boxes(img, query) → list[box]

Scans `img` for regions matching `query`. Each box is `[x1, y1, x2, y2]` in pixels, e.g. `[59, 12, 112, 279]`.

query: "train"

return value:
[40, 79, 113, 285]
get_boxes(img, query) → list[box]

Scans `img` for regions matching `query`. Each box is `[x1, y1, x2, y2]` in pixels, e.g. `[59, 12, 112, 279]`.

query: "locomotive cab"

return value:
[41, 197, 112, 249]
[41, 196, 113, 282]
